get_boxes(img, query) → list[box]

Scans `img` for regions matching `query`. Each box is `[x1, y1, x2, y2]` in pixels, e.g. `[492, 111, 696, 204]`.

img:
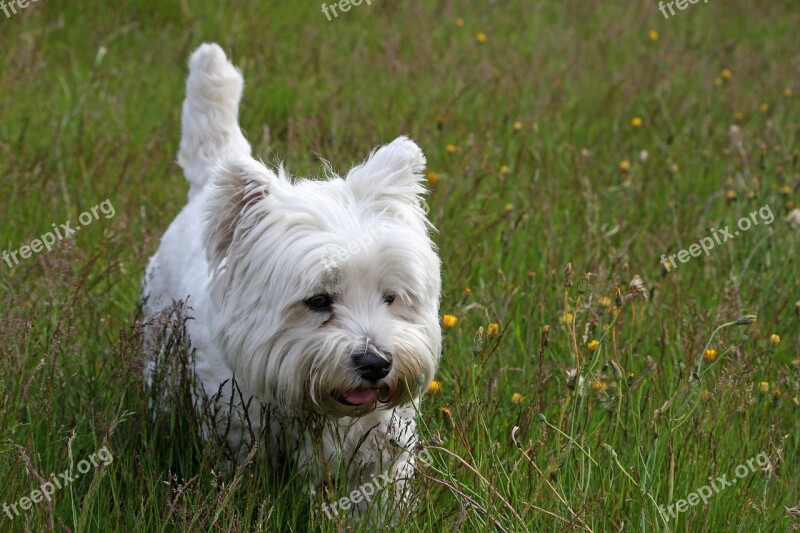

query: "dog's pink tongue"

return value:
[342, 388, 378, 405]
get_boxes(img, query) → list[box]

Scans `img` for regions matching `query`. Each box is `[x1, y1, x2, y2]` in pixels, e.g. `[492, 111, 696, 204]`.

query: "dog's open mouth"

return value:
[336, 388, 380, 406]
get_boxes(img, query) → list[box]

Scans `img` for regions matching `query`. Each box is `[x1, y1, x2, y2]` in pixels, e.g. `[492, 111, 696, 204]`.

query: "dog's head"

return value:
[204, 137, 441, 417]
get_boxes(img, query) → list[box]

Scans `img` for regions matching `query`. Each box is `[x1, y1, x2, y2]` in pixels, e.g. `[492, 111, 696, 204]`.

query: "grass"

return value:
[1, 0, 799, 530]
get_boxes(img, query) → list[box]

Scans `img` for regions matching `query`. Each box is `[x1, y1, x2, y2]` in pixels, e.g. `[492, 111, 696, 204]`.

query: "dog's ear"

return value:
[204, 157, 279, 271]
[346, 136, 427, 205]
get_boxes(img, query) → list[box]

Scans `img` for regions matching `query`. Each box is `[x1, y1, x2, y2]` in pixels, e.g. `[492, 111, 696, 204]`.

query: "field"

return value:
[1, 0, 799, 531]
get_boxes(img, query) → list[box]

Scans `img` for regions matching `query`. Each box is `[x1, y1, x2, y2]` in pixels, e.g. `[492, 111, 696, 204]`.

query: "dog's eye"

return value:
[305, 293, 333, 312]
[383, 293, 396, 305]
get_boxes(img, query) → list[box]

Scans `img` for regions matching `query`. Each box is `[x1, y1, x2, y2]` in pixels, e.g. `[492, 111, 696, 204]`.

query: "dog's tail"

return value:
[178, 43, 252, 199]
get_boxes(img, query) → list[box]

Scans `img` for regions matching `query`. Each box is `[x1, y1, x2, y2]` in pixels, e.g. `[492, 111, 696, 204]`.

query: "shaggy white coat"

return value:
[142, 43, 441, 520]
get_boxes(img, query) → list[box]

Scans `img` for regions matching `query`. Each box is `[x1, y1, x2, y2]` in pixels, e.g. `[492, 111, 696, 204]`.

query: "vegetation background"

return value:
[1, 0, 798, 531]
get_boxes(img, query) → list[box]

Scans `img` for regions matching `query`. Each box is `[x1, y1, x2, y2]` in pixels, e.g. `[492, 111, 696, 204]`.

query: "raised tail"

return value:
[178, 43, 252, 199]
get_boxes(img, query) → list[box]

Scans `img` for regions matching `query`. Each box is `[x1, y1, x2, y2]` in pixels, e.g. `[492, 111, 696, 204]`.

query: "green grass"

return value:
[1, 0, 799, 530]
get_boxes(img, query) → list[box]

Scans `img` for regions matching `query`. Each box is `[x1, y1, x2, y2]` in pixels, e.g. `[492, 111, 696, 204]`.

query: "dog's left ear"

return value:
[346, 136, 427, 205]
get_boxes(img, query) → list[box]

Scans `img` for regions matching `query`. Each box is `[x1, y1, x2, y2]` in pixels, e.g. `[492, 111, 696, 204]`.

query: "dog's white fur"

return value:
[142, 43, 441, 520]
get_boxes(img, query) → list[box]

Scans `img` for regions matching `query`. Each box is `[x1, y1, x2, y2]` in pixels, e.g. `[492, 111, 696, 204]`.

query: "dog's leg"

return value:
[178, 43, 252, 199]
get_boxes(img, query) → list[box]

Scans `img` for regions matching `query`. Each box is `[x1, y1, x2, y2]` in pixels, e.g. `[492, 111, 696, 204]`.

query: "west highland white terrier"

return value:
[141, 43, 442, 521]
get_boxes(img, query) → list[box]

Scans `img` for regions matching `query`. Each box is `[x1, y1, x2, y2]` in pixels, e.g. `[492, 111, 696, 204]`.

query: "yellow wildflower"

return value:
[445, 143, 457, 153]
[487, 323, 500, 337]
[476, 32, 487, 43]
[455, 17, 464, 26]
[785, 88, 793, 97]
[769, 334, 781, 346]
[587, 340, 600, 352]
[647, 30, 659, 42]
[513, 120, 523, 131]
[721, 68, 733, 79]
[598, 295, 612, 308]
[511, 392, 525, 405]
[427, 380, 441, 394]
[758, 381, 769, 394]
[427, 171, 437, 184]
[619, 160, 631, 171]
[631, 117, 643, 128]
[704, 348, 718, 362]
[442, 314, 458, 328]
[760, 103, 770, 113]
[561, 312, 574, 325]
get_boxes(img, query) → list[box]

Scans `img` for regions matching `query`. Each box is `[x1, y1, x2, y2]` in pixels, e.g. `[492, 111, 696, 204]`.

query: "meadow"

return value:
[1, 0, 799, 531]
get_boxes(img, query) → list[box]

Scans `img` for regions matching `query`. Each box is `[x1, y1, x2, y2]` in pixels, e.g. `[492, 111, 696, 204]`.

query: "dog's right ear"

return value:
[204, 157, 279, 271]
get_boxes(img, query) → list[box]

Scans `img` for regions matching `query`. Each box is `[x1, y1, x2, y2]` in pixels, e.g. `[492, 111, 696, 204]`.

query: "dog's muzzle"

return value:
[333, 346, 393, 408]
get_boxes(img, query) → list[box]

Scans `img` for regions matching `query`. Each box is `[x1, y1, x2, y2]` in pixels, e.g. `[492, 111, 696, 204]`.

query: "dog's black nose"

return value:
[352, 348, 392, 382]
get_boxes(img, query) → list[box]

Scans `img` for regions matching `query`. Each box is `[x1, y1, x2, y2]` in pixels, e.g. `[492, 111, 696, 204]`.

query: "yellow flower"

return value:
[714, 77, 723, 87]
[701, 390, 713, 401]
[734, 111, 744, 121]
[561, 312, 574, 325]
[591, 380, 607, 391]
[721, 68, 733, 79]
[726, 189, 737, 200]
[631, 117, 643, 128]
[769, 334, 781, 346]
[587, 340, 600, 352]
[455, 17, 464, 26]
[758, 381, 769, 394]
[476, 32, 487, 43]
[427, 380, 441, 394]
[647, 30, 659, 42]
[504, 202, 514, 212]
[487, 323, 500, 337]
[500, 165, 510, 175]
[619, 160, 631, 171]
[511, 392, 525, 405]
[785, 88, 793, 97]
[442, 314, 458, 328]
[427, 171, 438, 184]
[464, 287, 472, 295]
[669, 163, 679, 173]
[445, 143, 457, 153]
[760, 102, 770, 113]
[704, 348, 718, 362]
[597, 295, 612, 308]
[513, 120, 523, 131]
[782, 185, 792, 195]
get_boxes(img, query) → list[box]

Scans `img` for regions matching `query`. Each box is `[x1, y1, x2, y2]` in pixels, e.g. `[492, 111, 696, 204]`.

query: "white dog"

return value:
[141, 43, 441, 521]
